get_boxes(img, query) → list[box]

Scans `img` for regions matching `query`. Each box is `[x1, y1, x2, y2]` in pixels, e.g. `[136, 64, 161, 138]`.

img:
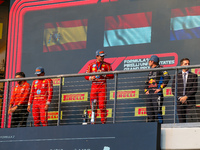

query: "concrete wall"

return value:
[161, 123, 200, 150]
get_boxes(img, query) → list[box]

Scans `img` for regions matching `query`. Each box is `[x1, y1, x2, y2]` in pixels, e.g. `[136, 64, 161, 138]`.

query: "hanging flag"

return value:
[43, 19, 88, 52]
[104, 12, 152, 47]
[170, 6, 200, 41]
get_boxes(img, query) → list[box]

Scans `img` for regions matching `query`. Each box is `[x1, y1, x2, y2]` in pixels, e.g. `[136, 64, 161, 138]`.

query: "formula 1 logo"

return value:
[79, 52, 178, 73]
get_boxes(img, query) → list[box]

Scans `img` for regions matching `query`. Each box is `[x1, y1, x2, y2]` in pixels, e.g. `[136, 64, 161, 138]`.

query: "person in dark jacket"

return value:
[144, 55, 170, 123]
[172, 58, 198, 123]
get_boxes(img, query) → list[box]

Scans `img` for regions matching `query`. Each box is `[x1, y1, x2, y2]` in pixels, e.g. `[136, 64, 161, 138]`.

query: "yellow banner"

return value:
[85, 108, 112, 118]
[0, 23, 3, 39]
[135, 106, 165, 116]
[110, 89, 139, 100]
[163, 87, 173, 97]
[52, 78, 65, 86]
[62, 92, 88, 102]
[48, 111, 63, 120]
[191, 68, 200, 76]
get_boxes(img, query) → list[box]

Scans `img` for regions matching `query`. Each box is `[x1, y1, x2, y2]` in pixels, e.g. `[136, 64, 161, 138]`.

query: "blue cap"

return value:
[35, 66, 44, 74]
[149, 55, 159, 63]
[96, 49, 106, 56]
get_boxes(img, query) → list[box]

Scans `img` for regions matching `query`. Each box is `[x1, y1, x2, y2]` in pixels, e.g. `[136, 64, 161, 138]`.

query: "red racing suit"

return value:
[85, 61, 114, 124]
[10, 81, 31, 106]
[28, 79, 53, 126]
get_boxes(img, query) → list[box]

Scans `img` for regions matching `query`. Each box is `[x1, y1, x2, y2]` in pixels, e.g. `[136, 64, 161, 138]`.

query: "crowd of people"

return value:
[8, 49, 199, 127]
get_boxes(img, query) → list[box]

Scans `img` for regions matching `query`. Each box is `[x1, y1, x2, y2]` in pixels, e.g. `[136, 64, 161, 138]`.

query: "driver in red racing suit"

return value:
[85, 50, 114, 124]
[27, 67, 53, 127]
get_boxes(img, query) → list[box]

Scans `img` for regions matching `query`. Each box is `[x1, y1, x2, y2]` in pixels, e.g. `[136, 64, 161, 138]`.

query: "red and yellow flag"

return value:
[43, 19, 88, 52]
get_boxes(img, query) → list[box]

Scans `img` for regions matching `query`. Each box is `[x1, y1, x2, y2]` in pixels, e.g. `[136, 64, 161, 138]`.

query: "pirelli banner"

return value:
[110, 89, 139, 100]
[0, 122, 161, 150]
[62, 92, 88, 102]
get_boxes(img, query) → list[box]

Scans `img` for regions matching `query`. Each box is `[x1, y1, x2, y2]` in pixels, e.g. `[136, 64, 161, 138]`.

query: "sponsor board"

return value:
[163, 87, 173, 97]
[135, 106, 165, 116]
[110, 89, 139, 100]
[48, 111, 63, 120]
[124, 53, 178, 70]
[52, 78, 65, 86]
[191, 68, 200, 76]
[85, 108, 112, 118]
[0, 23, 2, 39]
[62, 92, 88, 102]
[79, 52, 178, 73]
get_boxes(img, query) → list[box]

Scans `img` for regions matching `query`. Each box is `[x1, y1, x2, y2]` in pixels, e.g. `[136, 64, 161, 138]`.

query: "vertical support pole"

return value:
[174, 69, 178, 123]
[57, 77, 62, 126]
[113, 73, 118, 124]
[4, 81, 10, 128]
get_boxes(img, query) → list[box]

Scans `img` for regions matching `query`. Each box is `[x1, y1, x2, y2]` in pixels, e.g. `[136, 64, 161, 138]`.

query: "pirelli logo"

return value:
[62, 92, 88, 102]
[135, 106, 165, 116]
[52, 78, 65, 86]
[163, 87, 173, 97]
[0, 23, 3, 39]
[110, 89, 139, 100]
[48, 111, 63, 120]
[86, 108, 112, 118]
[191, 68, 200, 76]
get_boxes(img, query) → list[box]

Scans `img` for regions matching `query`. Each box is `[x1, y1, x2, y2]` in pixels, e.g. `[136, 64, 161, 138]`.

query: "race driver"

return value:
[85, 49, 114, 124]
[27, 66, 53, 127]
[144, 55, 170, 123]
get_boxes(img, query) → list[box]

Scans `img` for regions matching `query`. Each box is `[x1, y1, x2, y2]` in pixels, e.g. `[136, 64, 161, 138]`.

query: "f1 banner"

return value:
[79, 52, 178, 73]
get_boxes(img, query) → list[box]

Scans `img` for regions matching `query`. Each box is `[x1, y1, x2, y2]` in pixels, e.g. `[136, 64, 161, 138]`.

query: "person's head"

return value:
[96, 49, 106, 62]
[180, 58, 190, 72]
[15, 72, 25, 85]
[149, 55, 159, 68]
[35, 66, 45, 76]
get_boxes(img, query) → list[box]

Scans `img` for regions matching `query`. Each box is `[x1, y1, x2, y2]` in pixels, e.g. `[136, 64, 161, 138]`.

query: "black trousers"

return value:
[11, 105, 29, 128]
[177, 102, 198, 123]
[146, 91, 163, 122]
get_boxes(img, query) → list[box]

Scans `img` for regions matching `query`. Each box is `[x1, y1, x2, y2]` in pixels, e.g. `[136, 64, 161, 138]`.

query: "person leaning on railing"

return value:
[172, 58, 198, 123]
[144, 55, 171, 123]
[27, 66, 53, 127]
[8, 72, 31, 128]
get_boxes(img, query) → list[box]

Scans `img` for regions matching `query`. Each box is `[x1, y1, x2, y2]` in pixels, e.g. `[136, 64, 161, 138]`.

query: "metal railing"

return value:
[1, 65, 200, 128]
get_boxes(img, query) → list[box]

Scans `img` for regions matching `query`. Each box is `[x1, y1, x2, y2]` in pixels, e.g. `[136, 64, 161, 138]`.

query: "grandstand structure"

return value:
[1, 0, 200, 149]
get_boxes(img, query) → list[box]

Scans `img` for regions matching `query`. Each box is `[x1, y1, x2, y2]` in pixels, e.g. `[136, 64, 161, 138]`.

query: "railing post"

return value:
[113, 73, 118, 124]
[57, 77, 62, 126]
[4, 81, 10, 128]
[174, 69, 178, 123]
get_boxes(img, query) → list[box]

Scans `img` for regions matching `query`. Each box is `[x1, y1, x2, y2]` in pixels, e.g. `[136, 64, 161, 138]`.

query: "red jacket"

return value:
[85, 61, 114, 82]
[10, 81, 31, 106]
[28, 79, 53, 105]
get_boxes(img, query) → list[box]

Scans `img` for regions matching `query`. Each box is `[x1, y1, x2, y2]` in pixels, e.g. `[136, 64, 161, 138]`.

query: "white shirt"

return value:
[182, 71, 188, 84]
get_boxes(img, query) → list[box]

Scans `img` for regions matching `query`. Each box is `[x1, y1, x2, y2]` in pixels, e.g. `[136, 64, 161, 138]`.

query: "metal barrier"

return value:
[1, 65, 200, 128]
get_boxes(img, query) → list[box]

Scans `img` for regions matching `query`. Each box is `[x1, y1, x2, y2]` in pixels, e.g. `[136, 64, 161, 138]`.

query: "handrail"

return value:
[0, 65, 199, 82]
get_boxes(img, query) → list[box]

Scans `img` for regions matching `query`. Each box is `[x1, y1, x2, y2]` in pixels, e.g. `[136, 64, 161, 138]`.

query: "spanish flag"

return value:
[170, 6, 200, 41]
[104, 12, 152, 47]
[43, 19, 88, 52]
